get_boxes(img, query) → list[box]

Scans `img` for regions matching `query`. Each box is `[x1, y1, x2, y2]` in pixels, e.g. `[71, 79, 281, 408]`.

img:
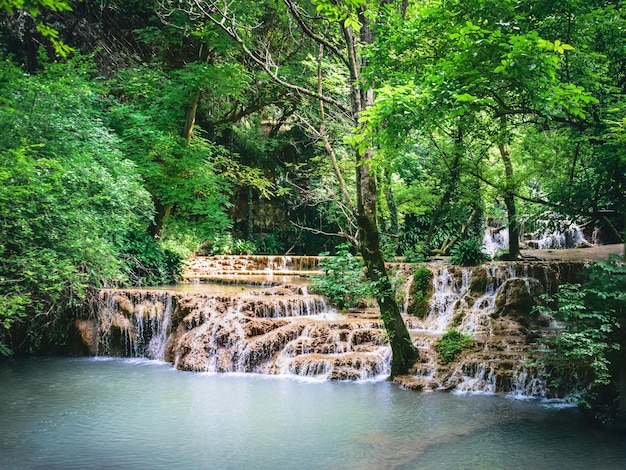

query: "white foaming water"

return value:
[424, 266, 472, 332]
[483, 226, 509, 256]
[483, 217, 588, 255]
[97, 289, 174, 360]
[91, 255, 575, 397]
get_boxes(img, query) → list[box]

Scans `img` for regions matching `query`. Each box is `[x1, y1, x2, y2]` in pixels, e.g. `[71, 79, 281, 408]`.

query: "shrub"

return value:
[534, 257, 626, 420]
[119, 232, 184, 286]
[450, 239, 489, 266]
[310, 243, 372, 310]
[208, 233, 256, 255]
[403, 242, 432, 263]
[436, 330, 473, 364]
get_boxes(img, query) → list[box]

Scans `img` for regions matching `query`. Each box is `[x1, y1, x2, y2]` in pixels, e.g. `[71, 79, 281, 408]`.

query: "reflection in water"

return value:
[1, 358, 625, 470]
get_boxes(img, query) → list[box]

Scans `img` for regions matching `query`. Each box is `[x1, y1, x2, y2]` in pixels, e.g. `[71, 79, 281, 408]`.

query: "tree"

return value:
[0, 0, 73, 56]
[360, 0, 609, 259]
[157, 0, 418, 376]
[0, 56, 158, 354]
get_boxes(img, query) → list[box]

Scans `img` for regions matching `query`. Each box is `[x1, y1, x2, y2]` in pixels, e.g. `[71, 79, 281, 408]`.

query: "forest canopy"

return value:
[0, 0, 624, 360]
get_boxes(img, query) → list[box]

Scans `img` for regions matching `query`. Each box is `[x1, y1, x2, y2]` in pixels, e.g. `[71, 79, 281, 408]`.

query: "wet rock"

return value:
[493, 278, 545, 327]
[83, 255, 598, 397]
[72, 319, 99, 355]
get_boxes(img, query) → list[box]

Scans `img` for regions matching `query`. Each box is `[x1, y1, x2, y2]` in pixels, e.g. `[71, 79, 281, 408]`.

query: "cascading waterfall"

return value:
[484, 216, 589, 256]
[83, 255, 586, 397]
[424, 266, 472, 332]
[97, 289, 174, 360]
[408, 261, 571, 395]
[93, 281, 392, 380]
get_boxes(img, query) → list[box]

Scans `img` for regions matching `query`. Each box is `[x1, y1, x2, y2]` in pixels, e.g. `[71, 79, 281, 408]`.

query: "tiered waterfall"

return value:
[75, 255, 587, 396]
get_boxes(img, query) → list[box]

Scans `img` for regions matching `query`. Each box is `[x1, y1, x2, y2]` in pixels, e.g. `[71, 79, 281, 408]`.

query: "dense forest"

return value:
[0, 0, 624, 401]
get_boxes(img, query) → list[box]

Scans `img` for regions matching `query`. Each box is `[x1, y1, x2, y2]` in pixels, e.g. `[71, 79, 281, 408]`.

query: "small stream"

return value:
[2, 357, 626, 469]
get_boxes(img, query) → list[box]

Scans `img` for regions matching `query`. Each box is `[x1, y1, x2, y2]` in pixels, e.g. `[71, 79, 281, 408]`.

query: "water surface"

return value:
[1, 357, 625, 469]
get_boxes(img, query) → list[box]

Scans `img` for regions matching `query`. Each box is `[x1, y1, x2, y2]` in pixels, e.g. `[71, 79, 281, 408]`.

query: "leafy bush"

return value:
[436, 330, 473, 364]
[310, 243, 372, 310]
[0, 56, 155, 355]
[257, 233, 284, 254]
[207, 233, 256, 255]
[450, 239, 489, 266]
[403, 242, 432, 263]
[119, 232, 183, 286]
[534, 257, 626, 419]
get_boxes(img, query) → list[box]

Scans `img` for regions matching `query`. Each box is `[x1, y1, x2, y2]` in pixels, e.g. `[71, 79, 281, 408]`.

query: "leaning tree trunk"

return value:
[357, 148, 419, 375]
[346, 13, 418, 376]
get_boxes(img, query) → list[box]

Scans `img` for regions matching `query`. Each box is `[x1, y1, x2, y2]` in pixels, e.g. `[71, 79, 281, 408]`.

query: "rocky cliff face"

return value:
[75, 256, 589, 396]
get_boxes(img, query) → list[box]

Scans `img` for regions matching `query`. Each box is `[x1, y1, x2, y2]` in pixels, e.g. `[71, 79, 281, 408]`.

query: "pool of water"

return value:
[1, 357, 625, 469]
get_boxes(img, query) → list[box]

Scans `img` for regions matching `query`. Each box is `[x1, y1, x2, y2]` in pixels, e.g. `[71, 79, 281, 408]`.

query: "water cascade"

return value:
[77, 255, 588, 396]
[484, 215, 589, 256]
[401, 261, 583, 394]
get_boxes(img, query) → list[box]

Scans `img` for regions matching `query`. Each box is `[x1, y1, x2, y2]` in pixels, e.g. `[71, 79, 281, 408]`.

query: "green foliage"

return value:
[413, 267, 432, 292]
[107, 61, 285, 245]
[436, 330, 473, 365]
[257, 233, 284, 255]
[119, 232, 183, 286]
[310, 243, 372, 310]
[450, 311, 467, 330]
[450, 239, 489, 266]
[407, 266, 433, 318]
[1, 0, 73, 55]
[535, 257, 626, 416]
[207, 234, 256, 255]
[403, 242, 432, 263]
[106, 64, 233, 240]
[0, 56, 161, 355]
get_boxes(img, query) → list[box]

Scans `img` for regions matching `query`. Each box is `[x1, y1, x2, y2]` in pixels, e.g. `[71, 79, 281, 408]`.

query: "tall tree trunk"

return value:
[356, 148, 418, 375]
[346, 12, 418, 376]
[498, 142, 520, 259]
[383, 168, 399, 236]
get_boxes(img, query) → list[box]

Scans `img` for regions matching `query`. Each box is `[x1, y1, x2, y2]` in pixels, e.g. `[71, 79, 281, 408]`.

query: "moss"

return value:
[436, 330, 474, 365]
[407, 267, 433, 318]
[450, 311, 466, 329]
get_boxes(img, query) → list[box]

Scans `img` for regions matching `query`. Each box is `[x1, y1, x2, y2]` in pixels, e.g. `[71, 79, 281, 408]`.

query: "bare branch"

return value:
[290, 221, 357, 245]
[157, 0, 352, 116]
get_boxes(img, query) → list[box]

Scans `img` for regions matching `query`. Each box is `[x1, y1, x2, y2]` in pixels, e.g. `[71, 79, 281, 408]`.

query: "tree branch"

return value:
[282, 0, 350, 68]
[157, 0, 352, 116]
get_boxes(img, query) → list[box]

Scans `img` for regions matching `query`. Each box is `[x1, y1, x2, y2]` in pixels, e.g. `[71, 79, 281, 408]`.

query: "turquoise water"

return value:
[1, 357, 625, 469]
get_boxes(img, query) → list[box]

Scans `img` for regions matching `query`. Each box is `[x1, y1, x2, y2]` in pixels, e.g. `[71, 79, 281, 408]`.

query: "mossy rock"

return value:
[469, 266, 489, 295]
[407, 267, 434, 318]
[493, 278, 546, 327]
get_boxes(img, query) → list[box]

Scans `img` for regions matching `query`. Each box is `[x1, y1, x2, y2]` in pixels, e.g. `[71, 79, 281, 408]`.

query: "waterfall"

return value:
[83, 254, 586, 396]
[484, 215, 589, 256]
[91, 267, 392, 380]
[96, 289, 174, 360]
[529, 224, 586, 249]
[405, 262, 566, 396]
[424, 266, 472, 332]
[483, 226, 509, 256]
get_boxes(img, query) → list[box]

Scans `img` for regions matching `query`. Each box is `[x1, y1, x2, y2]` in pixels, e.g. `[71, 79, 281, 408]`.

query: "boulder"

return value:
[493, 278, 546, 327]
